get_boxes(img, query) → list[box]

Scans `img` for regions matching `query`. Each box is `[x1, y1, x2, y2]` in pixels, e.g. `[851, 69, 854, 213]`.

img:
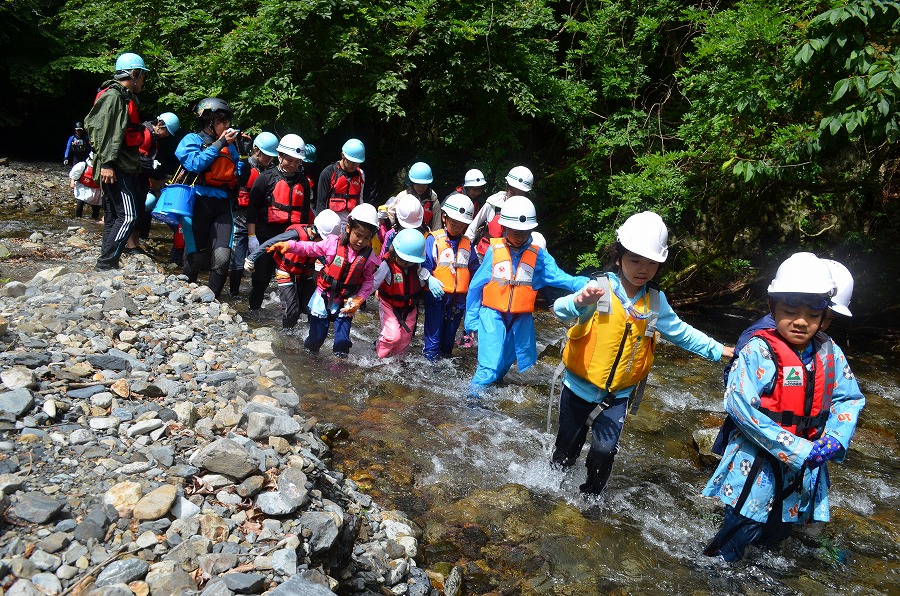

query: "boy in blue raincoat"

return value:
[702, 252, 865, 562]
[464, 196, 588, 398]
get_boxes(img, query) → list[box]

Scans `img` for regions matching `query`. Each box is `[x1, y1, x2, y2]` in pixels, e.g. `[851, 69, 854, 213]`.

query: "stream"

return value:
[3, 186, 898, 595]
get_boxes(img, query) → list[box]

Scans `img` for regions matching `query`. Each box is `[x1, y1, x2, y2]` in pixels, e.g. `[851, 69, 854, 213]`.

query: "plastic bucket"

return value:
[151, 210, 181, 227]
[154, 183, 195, 217]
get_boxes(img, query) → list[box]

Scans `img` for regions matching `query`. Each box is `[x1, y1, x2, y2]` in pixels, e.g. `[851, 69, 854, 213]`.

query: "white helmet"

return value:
[442, 193, 475, 224]
[314, 209, 342, 238]
[616, 211, 668, 263]
[499, 195, 538, 230]
[767, 252, 836, 297]
[395, 195, 425, 229]
[530, 231, 546, 250]
[277, 134, 305, 159]
[823, 259, 853, 316]
[463, 169, 487, 188]
[505, 166, 533, 193]
[349, 203, 379, 228]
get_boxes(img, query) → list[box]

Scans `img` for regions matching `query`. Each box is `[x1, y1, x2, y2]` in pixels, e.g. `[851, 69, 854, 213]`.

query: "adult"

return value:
[246, 134, 313, 311]
[386, 162, 441, 232]
[465, 165, 533, 258]
[129, 111, 180, 254]
[84, 52, 148, 271]
[316, 138, 366, 227]
[175, 97, 244, 297]
[63, 122, 91, 167]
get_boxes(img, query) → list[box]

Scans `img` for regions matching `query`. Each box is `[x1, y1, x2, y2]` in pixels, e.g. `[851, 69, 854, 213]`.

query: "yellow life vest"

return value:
[430, 229, 471, 294]
[482, 238, 539, 313]
[561, 274, 661, 393]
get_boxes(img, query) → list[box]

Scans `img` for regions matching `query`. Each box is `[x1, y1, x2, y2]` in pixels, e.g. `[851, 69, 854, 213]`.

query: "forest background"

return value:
[1, 0, 899, 324]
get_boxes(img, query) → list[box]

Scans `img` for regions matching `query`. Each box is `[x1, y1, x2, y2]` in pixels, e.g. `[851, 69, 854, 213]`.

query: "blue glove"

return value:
[248, 235, 260, 253]
[805, 435, 843, 468]
[427, 276, 445, 298]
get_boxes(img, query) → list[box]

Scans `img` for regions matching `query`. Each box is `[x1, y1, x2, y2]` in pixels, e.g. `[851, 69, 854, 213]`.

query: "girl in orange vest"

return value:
[372, 229, 429, 358]
[268, 204, 380, 358]
[422, 194, 480, 360]
[464, 196, 589, 400]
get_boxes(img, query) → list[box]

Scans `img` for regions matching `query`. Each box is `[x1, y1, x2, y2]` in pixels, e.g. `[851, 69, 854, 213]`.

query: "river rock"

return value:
[10, 492, 63, 524]
[104, 481, 144, 517]
[270, 574, 336, 596]
[95, 558, 150, 587]
[132, 484, 177, 520]
[190, 438, 258, 479]
[0, 388, 34, 417]
[1, 366, 36, 390]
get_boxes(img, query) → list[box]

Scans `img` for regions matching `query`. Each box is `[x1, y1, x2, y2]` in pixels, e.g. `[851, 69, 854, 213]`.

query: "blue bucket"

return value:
[151, 210, 181, 227]
[154, 183, 195, 217]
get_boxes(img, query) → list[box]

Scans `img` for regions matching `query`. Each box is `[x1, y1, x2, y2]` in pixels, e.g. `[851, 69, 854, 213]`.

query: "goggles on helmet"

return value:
[772, 293, 830, 310]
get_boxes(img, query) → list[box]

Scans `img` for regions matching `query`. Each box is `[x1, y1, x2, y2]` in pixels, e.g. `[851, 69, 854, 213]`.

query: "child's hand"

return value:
[721, 345, 735, 360]
[574, 283, 605, 307]
[340, 296, 363, 315]
[243, 257, 255, 272]
[427, 276, 445, 298]
[266, 241, 291, 254]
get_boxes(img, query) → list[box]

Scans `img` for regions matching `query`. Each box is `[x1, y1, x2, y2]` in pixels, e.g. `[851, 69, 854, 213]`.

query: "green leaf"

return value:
[743, 161, 755, 182]
[829, 116, 842, 135]
[830, 78, 851, 102]
[733, 161, 744, 176]
[721, 157, 736, 171]
[796, 43, 814, 64]
[878, 97, 890, 116]
[869, 70, 889, 88]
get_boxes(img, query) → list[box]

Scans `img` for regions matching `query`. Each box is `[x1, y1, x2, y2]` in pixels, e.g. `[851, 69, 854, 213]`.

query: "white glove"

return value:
[244, 257, 255, 272]
[248, 235, 260, 253]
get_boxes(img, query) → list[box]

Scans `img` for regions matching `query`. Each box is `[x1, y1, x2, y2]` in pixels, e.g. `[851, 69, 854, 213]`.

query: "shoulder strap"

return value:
[593, 273, 613, 315]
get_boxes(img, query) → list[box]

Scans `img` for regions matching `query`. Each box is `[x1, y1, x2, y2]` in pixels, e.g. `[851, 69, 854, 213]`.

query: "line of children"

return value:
[267, 204, 381, 358]
[549, 211, 734, 495]
[422, 193, 480, 360]
[702, 252, 864, 561]
[372, 228, 428, 358]
[465, 195, 589, 398]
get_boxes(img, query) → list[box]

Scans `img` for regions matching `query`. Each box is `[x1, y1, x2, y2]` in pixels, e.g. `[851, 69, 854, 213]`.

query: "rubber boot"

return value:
[580, 452, 615, 495]
[230, 269, 243, 297]
[183, 251, 205, 283]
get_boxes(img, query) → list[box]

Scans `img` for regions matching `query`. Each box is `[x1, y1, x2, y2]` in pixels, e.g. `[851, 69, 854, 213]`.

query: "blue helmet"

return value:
[408, 162, 433, 185]
[341, 138, 365, 163]
[115, 52, 148, 72]
[392, 229, 426, 263]
[253, 132, 279, 157]
[157, 112, 180, 135]
[303, 143, 317, 164]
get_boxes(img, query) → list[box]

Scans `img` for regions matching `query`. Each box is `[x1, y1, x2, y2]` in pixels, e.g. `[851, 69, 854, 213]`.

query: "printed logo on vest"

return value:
[393, 273, 403, 283]
[333, 256, 344, 267]
[783, 366, 803, 387]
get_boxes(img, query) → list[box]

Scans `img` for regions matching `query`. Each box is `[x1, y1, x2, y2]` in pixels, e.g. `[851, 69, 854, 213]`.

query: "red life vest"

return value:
[78, 164, 100, 189]
[328, 165, 364, 213]
[476, 212, 503, 256]
[267, 171, 311, 225]
[94, 86, 143, 148]
[753, 328, 836, 440]
[138, 126, 154, 157]
[273, 225, 317, 276]
[237, 166, 260, 208]
[316, 240, 372, 307]
[199, 146, 238, 188]
[378, 258, 422, 312]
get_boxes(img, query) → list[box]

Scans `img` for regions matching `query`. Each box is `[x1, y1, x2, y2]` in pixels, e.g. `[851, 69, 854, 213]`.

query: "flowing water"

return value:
[4, 197, 899, 595]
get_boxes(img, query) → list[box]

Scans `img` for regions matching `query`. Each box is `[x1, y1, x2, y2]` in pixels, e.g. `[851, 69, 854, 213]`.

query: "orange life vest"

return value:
[482, 238, 539, 313]
[78, 164, 100, 189]
[94, 85, 143, 148]
[199, 146, 238, 188]
[273, 225, 316, 276]
[267, 172, 311, 225]
[316, 239, 372, 308]
[753, 328, 836, 440]
[328, 166, 364, 213]
[430, 229, 471, 294]
[379, 258, 422, 312]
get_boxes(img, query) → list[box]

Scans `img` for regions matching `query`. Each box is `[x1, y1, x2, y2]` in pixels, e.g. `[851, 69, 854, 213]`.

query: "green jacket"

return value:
[84, 80, 141, 177]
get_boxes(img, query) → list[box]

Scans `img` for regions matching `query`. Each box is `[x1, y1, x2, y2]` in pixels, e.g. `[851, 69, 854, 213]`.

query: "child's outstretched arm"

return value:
[552, 280, 604, 323]
[534, 249, 589, 293]
[656, 291, 727, 362]
[247, 229, 301, 271]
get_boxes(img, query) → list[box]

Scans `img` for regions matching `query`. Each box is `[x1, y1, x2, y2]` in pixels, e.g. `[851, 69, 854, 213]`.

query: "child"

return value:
[230, 131, 279, 296]
[386, 162, 440, 231]
[702, 252, 864, 562]
[423, 193, 480, 360]
[68, 152, 102, 220]
[372, 228, 428, 358]
[465, 196, 589, 398]
[465, 165, 533, 259]
[380, 194, 425, 257]
[550, 211, 734, 496]
[444, 168, 488, 210]
[268, 204, 381, 358]
[246, 209, 341, 329]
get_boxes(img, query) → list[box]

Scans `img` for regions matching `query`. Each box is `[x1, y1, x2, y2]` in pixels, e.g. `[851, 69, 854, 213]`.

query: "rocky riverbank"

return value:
[0, 227, 445, 594]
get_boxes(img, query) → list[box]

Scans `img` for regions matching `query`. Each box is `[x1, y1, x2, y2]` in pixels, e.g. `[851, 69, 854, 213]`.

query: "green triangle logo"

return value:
[783, 366, 803, 386]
